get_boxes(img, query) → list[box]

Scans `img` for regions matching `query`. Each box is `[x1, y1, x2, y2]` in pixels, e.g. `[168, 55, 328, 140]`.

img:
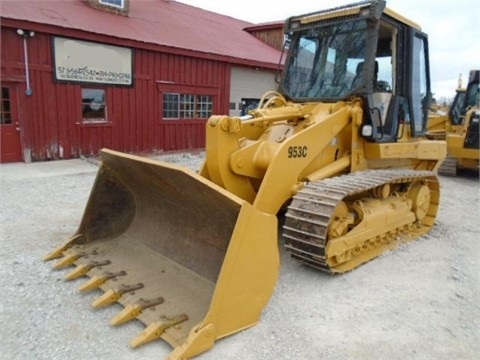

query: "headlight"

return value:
[361, 124, 373, 137]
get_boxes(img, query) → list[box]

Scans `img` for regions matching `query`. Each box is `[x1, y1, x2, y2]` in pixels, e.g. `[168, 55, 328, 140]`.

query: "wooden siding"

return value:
[249, 28, 285, 51]
[0, 25, 230, 161]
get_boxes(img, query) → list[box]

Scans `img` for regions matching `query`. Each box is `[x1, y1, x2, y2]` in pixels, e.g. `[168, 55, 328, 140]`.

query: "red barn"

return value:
[0, 0, 283, 162]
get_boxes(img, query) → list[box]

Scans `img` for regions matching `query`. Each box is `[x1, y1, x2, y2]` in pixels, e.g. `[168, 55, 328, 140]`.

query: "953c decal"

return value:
[288, 146, 308, 158]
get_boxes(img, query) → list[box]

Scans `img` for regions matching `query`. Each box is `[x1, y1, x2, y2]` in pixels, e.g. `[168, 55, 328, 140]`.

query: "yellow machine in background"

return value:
[45, 1, 446, 359]
[428, 70, 480, 175]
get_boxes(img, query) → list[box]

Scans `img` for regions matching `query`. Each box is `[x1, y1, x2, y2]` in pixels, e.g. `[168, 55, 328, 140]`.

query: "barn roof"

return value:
[0, 0, 283, 68]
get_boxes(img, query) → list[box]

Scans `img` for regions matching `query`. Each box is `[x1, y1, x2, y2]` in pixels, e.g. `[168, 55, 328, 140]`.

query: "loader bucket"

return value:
[45, 149, 279, 359]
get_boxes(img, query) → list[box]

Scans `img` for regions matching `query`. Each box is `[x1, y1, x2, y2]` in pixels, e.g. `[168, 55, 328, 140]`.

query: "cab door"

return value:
[0, 83, 22, 163]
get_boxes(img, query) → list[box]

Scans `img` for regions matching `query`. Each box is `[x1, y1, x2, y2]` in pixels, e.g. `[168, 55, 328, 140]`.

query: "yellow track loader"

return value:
[427, 70, 480, 175]
[45, 1, 446, 359]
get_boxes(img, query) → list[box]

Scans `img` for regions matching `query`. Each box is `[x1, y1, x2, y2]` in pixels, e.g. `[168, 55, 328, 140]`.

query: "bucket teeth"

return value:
[130, 313, 189, 348]
[43, 245, 68, 261]
[65, 264, 91, 280]
[43, 234, 84, 261]
[78, 271, 127, 292]
[91, 283, 144, 309]
[65, 260, 111, 281]
[52, 253, 84, 269]
[78, 276, 105, 292]
[111, 304, 141, 326]
[111, 297, 165, 326]
[92, 288, 119, 308]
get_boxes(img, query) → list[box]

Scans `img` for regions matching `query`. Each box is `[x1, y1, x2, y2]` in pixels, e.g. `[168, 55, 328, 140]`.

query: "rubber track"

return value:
[282, 169, 436, 273]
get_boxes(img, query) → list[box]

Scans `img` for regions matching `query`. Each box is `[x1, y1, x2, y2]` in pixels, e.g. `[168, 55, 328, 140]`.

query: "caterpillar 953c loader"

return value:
[44, 1, 446, 359]
[427, 70, 479, 175]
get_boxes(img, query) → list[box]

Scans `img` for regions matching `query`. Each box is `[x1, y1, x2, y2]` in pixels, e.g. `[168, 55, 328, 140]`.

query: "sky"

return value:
[177, 0, 480, 101]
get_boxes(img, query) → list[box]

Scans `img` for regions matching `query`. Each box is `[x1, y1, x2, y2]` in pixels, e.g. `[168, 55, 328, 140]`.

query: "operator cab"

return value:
[450, 70, 480, 125]
[278, 0, 431, 142]
[460, 70, 480, 150]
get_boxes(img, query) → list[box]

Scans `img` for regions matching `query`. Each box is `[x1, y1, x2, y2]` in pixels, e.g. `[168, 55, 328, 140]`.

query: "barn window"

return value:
[1, 87, 12, 124]
[163, 93, 213, 120]
[99, 0, 125, 9]
[82, 88, 107, 123]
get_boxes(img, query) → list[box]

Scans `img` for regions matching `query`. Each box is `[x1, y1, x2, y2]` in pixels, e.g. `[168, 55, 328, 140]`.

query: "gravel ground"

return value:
[0, 152, 479, 360]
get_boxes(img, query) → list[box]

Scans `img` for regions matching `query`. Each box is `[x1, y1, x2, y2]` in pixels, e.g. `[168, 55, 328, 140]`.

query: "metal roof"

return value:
[0, 0, 283, 68]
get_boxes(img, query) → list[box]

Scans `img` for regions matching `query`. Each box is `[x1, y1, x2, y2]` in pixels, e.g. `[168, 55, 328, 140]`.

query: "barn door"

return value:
[0, 83, 22, 163]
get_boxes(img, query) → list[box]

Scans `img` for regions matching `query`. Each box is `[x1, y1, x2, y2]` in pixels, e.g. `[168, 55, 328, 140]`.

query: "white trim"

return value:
[99, 0, 125, 10]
